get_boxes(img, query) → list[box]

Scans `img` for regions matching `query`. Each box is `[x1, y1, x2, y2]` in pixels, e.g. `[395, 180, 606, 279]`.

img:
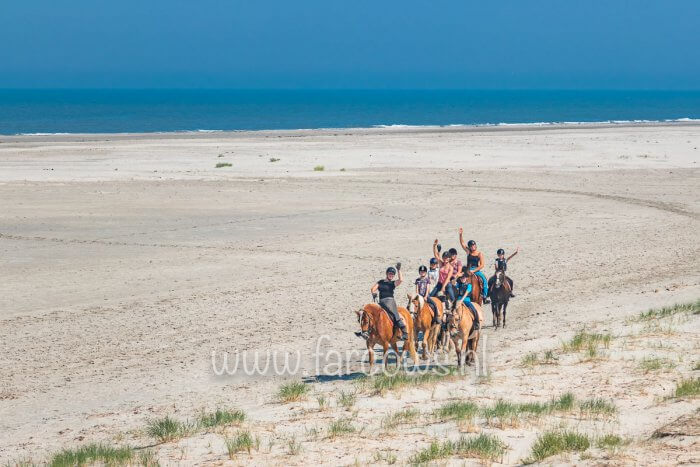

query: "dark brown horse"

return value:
[489, 270, 510, 328]
[465, 272, 483, 306]
[355, 303, 418, 371]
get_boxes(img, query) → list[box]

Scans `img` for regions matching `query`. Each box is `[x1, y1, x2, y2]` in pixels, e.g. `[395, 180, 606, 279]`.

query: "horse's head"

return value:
[355, 306, 372, 333]
[495, 270, 505, 288]
[406, 293, 424, 314]
[447, 308, 461, 337]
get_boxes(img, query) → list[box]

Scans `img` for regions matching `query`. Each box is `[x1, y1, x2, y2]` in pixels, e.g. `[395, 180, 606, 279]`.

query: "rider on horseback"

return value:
[458, 228, 489, 304]
[488, 247, 518, 298]
[430, 241, 455, 307]
[371, 264, 409, 340]
[454, 267, 481, 330]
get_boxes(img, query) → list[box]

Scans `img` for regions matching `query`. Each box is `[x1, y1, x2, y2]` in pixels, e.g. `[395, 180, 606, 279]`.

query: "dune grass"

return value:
[370, 368, 457, 395]
[313, 165, 325, 171]
[269, 157, 280, 162]
[373, 449, 397, 464]
[381, 408, 420, 430]
[224, 431, 259, 458]
[49, 443, 133, 467]
[408, 434, 507, 465]
[338, 391, 357, 410]
[550, 392, 576, 411]
[145, 416, 193, 443]
[435, 401, 479, 422]
[198, 408, 246, 429]
[596, 434, 627, 451]
[562, 331, 612, 353]
[521, 352, 539, 367]
[639, 356, 676, 373]
[277, 381, 310, 402]
[316, 394, 328, 411]
[579, 398, 617, 417]
[637, 300, 700, 321]
[674, 377, 700, 398]
[215, 162, 232, 168]
[287, 437, 302, 455]
[327, 418, 356, 438]
[524, 431, 590, 464]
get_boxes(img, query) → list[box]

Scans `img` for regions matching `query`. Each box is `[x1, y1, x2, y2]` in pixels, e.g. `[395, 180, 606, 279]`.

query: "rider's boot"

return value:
[510, 292, 516, 298]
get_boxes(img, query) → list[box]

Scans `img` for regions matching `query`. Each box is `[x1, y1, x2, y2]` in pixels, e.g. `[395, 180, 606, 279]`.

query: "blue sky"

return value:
[1, 0, 698, 89]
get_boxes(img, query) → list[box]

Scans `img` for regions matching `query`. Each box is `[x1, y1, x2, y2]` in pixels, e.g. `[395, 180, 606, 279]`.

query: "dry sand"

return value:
[0, 123, 698, 465]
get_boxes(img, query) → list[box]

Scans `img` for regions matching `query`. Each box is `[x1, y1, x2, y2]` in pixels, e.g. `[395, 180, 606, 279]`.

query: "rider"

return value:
[370, 264, 409, 340]
[488, 247, 518, 298]
[458, 228, 489, 304]
[415, 265, 431, 300]
[430, 241, 455, 306]
[454, 268, 480, 330]
[428, 257, 439, 287]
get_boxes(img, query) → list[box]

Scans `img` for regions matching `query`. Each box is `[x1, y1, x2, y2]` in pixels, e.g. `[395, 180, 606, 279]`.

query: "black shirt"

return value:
[495, 258, 507, 271]
[377, 280, 396, 299]
[467, 254, 480, 269]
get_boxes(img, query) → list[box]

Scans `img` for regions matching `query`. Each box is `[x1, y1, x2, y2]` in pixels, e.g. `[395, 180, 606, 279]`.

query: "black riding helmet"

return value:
[418, 265, 427, 273]
[386, 267, 397, 275]
[467, 240, 476, 247]
[497, 248, 505, 255]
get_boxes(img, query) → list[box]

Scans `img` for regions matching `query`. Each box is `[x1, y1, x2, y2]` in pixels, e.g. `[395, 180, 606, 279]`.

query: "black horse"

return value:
[489, 270, 511, 328]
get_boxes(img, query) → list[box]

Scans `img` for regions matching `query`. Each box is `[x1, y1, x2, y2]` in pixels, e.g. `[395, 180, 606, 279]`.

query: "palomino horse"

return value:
[447, 302, 482, 367]
[407, 293, 444, 360]
[355, 303, 418, 371]
[490, 270, 510, 328]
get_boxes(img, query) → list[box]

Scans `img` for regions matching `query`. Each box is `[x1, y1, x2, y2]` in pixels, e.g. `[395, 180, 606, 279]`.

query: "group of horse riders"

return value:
[359, 228, 518, 341]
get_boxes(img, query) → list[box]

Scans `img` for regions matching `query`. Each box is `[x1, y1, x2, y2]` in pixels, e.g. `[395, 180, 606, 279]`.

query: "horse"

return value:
[407, 293, 444, 360]
[446, 302, 482, 367]
[355, 303, 418, 371]
[466, 272, 484, 306]
[489, 270, 510, 328]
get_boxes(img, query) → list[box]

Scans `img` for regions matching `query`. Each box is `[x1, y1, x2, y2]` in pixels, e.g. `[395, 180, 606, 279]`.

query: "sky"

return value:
[1, 0, 698, 89]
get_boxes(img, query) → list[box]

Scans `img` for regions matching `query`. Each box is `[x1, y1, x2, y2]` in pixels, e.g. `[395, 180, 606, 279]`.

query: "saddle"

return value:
[462, 301, 481, 333]
[378, 301, 400, 328]
[426, 297, 439, 321]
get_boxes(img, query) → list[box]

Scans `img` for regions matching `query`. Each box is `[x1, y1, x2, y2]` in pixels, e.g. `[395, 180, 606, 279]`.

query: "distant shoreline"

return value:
[3, 119, 700, 142]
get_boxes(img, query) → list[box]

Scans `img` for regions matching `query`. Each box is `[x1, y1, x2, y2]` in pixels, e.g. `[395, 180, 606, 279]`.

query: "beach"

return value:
[1, 123, 698, 464]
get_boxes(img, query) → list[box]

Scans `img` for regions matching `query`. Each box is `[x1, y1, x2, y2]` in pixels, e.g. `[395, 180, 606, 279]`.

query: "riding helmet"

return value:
[418, 265, 427, 273]
[497, 248, 505, 255]
[429, 257, 438, 265]
[467, 240, 476, 247]
[386, 266, 397, 275]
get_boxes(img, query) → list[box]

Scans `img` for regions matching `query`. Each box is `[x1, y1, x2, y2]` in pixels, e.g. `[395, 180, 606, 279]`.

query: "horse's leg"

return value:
[382, 342, 390, 371]
[503, 301, 507, 328]
[453, 337, 462, 367]
[391, 340, 402, 367]
[491, 300, 497, 328]
[367, 341, 375, 374]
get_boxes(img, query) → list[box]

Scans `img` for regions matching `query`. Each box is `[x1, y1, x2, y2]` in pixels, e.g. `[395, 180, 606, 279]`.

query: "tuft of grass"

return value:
[371, 368, 457, 395]
[562, 331, 612, 353]
[328, 418, 356, 438]
[408, 434, 507, 464]
[269, 157, 280, 162]
[138, 449, 159, 466]
[637, 300, 699, 321]
[338, 391, 356, 410]
[340, 168, 346, 172]
[287, 437, 302, 455]
[674, 377, 700, 398]
[639, 356, 676, 373]
[224, 431, 259, 458]
[313, 165, 325, 171]
[525, 431, 590, 464]
[381, 408, 420, 430]
[521, 352, 539, 367]
[145, 416, 191, 443]
[596, 434, 626, 451]
[579, 398, 617, 417]
[49, 443, 133, 467]
[198, 408, 246, 429]
[316, 394, 328, 411]
[693, 361, 700, 371]
[550, 392, 576, 411]
[435, 401, 479, 423]
[373, 449, 397, 464]
[518, 401, 552, 417]
[482, 400, 520, 428]
[543, 349, 558, 364]
[278, 381, 309, 403]
[215, 162, 232, 168]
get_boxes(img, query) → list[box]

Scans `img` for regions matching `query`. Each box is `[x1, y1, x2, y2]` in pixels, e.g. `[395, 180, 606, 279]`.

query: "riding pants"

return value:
[379, 297, 407, 333]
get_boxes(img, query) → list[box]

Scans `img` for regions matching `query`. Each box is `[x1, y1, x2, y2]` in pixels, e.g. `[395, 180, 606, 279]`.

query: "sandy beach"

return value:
[1, 123, 698, 465]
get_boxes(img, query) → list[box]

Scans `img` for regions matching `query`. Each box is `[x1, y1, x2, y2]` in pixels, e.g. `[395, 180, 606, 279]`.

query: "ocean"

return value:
[0, 89, 699, 134]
